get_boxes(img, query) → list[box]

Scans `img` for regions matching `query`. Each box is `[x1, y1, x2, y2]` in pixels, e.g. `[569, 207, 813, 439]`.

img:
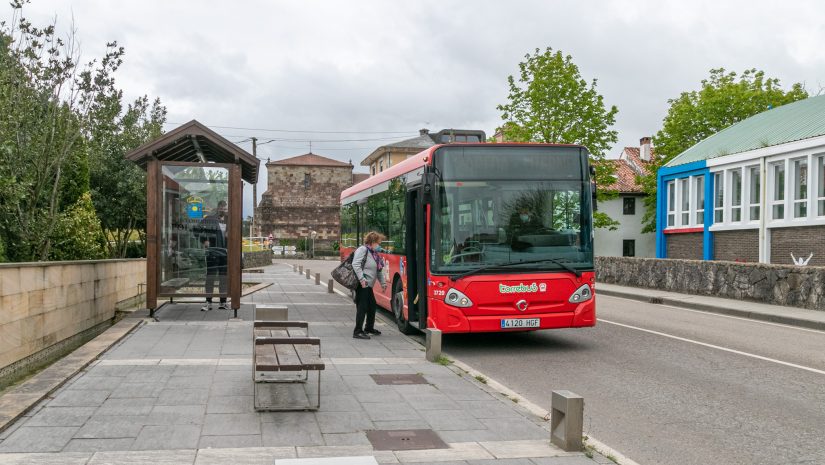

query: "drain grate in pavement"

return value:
[366, 429, 448, 451]
[369, 374, 429, 385]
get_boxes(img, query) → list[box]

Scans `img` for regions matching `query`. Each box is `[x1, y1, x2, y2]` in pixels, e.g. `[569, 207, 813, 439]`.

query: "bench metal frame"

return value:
[253, 334, 323, 411]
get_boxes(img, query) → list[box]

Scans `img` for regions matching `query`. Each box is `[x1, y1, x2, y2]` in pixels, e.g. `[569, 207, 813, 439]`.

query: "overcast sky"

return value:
[11, 0, 825, 216]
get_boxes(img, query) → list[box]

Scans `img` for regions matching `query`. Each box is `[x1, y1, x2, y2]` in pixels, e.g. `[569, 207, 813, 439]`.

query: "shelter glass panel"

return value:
[160, 165, 229, 297]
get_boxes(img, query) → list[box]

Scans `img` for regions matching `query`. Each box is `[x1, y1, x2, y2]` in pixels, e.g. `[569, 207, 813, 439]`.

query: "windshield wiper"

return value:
[449, 257, 581, 281]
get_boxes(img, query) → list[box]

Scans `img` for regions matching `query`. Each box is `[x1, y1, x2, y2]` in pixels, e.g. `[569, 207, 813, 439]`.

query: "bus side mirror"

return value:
[591, 181, 598, 211]
[422, 172, 436, 205]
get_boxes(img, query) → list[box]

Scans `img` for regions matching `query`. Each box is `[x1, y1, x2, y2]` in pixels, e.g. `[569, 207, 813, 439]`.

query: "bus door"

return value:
[405, 187, 427, 328]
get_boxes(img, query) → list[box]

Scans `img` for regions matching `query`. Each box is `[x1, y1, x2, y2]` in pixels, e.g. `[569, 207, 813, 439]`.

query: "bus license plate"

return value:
[501, 318, 540, 329]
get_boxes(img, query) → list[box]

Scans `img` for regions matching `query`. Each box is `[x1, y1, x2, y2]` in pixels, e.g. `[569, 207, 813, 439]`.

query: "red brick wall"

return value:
[666, 232, 703, 260]
[770, 225, 825, 266]
[714, 230, 759, 263]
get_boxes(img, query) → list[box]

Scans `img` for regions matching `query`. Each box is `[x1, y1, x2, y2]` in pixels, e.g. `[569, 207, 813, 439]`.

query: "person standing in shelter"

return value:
[351, 231, 387, 339]
[200, 200, 228, 311]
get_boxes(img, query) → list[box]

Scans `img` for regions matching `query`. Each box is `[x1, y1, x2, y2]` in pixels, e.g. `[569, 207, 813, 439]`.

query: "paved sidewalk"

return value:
[598, 282, 825, 331]
[0, 264, 614, 465]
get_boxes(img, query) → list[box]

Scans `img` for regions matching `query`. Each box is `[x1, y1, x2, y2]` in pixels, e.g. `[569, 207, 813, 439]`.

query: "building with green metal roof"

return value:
[656, 95, 825, 265]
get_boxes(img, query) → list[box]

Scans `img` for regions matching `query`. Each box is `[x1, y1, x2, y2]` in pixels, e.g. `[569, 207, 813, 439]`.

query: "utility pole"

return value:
[251, 137, 257, 238]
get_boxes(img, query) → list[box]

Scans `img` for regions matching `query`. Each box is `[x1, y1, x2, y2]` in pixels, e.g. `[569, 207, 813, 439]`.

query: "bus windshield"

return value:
[431, 146, 594, 274]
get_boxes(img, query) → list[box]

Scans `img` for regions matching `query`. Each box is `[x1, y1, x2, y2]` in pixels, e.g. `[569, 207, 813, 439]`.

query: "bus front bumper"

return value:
[427, 298, 596, 333]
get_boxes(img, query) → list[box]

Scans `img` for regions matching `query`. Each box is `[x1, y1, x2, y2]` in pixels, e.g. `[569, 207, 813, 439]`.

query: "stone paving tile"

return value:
[321, 432, 371, 446]
[456, 401, 526, 420]
[87, 449, 197, 464]
[47, 389, 110, 408]
[62, 437, 136, 452]
[202, 413, 261, 436]
[361, 402, 424, 422]
[0, 452, 92, 464]
[131, 424, 202, 450]
[315, 411, 374, 435]
[530, 458, 602, 465]
[0, 426, 79, 452]
[94, 397, 156, 416]
[469, 459, 535, 465]
[198, 434, 263, 449]
[371, 419, 432, 430]
[156, 388, 210, 406]
[66, 376, 123, 391]
[318, 394, 364, 413]
[145, 405, 205, 426]
[165, 375, 214, 389]
[478, 418, 548, 441]
[74, 416, 146, 439]
[417, 409, 485, 431]
[24, 406, 97, 427]
[260, 413, 323, 447]
[109, 382, 166, 398]
[210, 380, 253, 397]
[206, 395, 255, 414]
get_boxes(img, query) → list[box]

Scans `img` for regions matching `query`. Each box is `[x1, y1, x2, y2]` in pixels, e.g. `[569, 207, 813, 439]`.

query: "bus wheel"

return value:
[392, 280, 415, 334]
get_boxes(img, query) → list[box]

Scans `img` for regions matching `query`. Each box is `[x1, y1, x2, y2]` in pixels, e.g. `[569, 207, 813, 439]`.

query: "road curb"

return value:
[598, 288, 825, 331]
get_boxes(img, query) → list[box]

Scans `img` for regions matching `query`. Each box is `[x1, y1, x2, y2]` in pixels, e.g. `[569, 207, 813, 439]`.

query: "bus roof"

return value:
[340, 142, 588, 201]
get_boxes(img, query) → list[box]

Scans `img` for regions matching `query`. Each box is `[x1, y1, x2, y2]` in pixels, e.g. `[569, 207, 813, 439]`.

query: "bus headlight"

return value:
[445, 288, 473, 308]
[568, 284, 592, 303]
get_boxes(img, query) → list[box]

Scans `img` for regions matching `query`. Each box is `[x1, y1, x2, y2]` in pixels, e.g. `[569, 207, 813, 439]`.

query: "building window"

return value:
[379, 160, 384, 172]
[817, 155, 825, 216]
[730, 168, 743, 222]
[771, 161, 785, 220]
[622, 239, 635, 257]
[667, 181, 675, 227]
[792, 157, 808, 218]
[747, 165, 760, 221]
[714, 172, 724, 223]
[679, 178, 690, 226]
[371, 165, 376, 176]
[623, 197, 636, 215]
[694, 175, 705, 225]
[303, 173, 311, 189]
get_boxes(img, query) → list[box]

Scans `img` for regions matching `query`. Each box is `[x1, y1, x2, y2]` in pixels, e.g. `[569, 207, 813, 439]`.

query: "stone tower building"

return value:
[256, 153, 357, 250]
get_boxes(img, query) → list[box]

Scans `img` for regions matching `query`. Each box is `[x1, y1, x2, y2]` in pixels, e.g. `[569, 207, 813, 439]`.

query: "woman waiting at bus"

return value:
[351, 231, 387, 340]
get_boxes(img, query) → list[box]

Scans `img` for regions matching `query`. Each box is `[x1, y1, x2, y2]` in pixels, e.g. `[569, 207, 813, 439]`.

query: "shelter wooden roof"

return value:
[125, 120, 260, 183]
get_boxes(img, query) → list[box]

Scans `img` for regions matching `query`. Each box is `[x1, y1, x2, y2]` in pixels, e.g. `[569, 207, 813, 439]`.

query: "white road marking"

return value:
[601, 294, 825, 335]
[599, 318, 825, 376]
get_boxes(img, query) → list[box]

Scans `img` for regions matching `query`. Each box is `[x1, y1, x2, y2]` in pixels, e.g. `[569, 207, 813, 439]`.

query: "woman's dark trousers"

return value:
[354, 285, 377, 334]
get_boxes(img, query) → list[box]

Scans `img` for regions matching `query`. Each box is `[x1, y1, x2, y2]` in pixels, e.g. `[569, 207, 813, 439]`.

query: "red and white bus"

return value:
[340, 143, 596, 334]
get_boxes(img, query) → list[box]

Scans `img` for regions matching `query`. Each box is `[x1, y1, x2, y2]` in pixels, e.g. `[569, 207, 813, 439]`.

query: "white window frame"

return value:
[679, 177, 690, 227]
[745, 165, 761, 223]
[694, 175, 705, 226]
[666, 180, 675, 228]
[728, 168, 744, 223]
[791, 156, 809, 219]
[768, 160, 786, 222]
[816, 154, 825, 217]
[713, 171, 724, 224]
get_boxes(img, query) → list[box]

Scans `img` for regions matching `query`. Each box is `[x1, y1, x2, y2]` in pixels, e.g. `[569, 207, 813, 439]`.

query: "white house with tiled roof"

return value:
[594, 137, 655, 257]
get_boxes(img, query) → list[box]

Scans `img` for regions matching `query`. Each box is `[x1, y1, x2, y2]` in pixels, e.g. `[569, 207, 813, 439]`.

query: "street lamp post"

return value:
[310, 230, 317, 258]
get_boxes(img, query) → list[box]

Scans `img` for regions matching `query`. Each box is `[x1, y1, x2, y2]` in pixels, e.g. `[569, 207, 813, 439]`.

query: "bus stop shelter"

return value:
[126, 120, 260, 318]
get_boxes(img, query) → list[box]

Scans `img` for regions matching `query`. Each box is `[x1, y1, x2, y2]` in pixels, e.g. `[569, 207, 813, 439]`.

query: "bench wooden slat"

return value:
[274, 343, 303, 371]
[294, 344, 325, 370]
[254, 321, 308, 329]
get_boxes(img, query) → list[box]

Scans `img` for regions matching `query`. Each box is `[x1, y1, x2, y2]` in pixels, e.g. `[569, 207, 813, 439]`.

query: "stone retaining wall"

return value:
[596, 256, 825, 311]
[243, 251, 272, 269]
[0, 259, 145, 372]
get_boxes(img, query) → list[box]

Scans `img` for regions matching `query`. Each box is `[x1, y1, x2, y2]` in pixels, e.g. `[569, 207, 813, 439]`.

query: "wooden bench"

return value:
[252, 321, 325, 411]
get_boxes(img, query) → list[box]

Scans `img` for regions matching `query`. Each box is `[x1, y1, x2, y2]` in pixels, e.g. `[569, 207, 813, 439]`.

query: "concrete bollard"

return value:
[550, 390, 584, 452]
[328, 279, 334, 293]
[425, 329, 442, 363]
[254, 304, 288, 321]
[315, 273, 321, 285]
[298, 265, 303, 274]
[305, 269, 311, 279]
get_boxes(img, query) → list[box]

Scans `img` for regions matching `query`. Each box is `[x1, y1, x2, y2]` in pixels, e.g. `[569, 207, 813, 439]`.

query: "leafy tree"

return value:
[88, 95, 166, 258]
[0, 1, 125, 261]
[640, 68, 809, 232]
[48, 192, 107, 261]
[497, 47, 620, 230]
